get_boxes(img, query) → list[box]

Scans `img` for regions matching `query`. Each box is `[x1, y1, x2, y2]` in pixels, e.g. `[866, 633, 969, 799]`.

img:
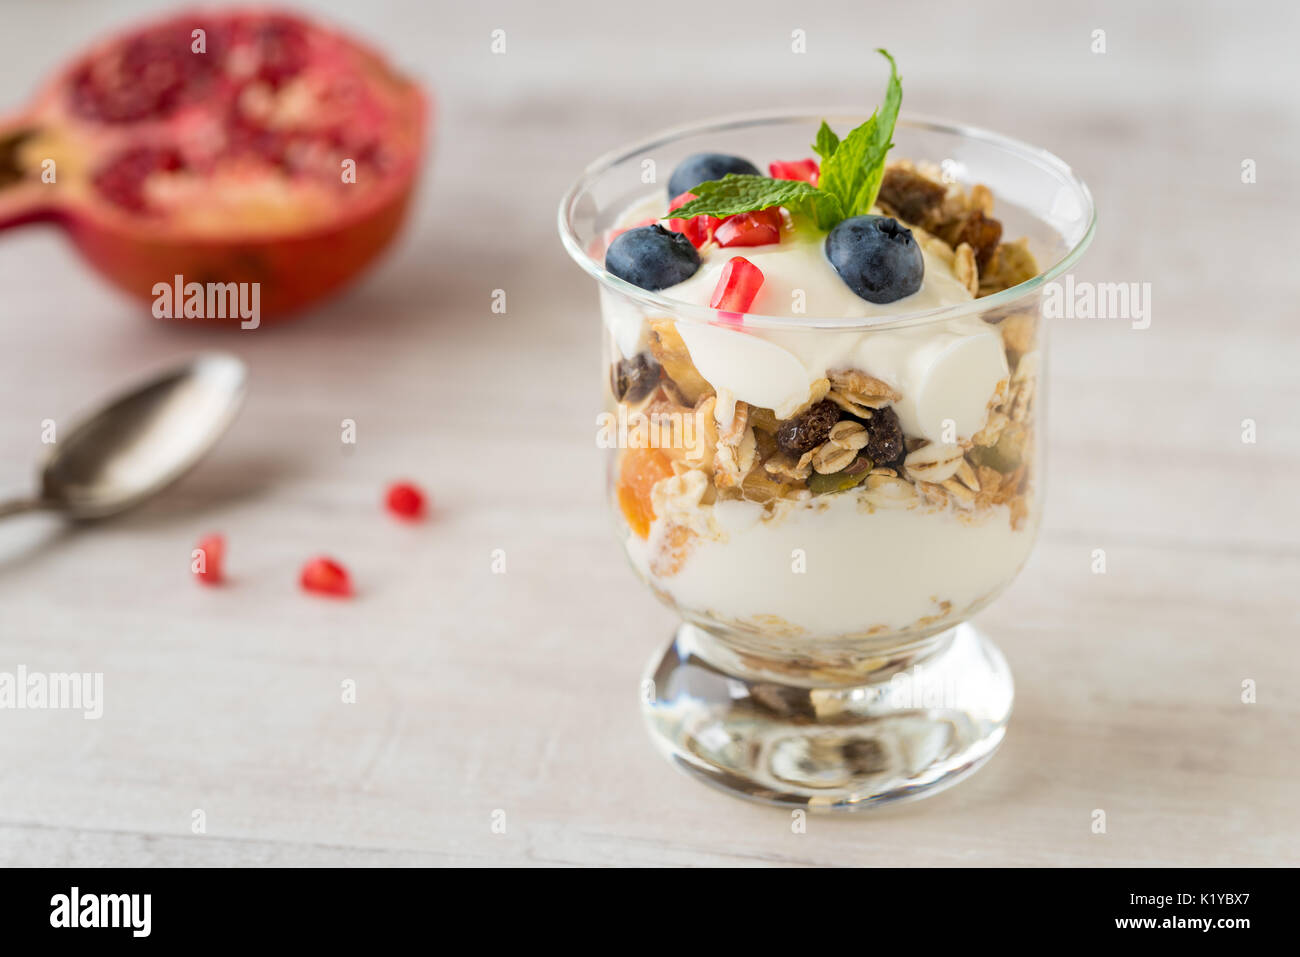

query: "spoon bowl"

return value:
[2, 353, 247, 521]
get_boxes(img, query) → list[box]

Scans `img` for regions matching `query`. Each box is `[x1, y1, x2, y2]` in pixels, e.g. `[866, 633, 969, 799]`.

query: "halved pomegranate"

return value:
[0, 9, 427, 323]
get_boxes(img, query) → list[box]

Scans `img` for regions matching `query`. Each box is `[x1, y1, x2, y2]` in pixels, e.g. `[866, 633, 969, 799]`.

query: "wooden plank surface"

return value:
[0, 0, 1296, 866]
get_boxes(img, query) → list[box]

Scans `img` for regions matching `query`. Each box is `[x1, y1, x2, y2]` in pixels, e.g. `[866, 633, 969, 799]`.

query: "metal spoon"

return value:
[0, 353, 247, 521]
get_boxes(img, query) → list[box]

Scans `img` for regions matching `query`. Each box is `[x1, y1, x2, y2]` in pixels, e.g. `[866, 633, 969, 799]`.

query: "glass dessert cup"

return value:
[560, 111, 1094, 811]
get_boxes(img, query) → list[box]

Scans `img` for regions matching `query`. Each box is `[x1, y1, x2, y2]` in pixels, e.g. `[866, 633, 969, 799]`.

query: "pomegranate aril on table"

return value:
[193, 533, 226, 585]
[385, 481, 427, 521]
[300, 557, 352, 598]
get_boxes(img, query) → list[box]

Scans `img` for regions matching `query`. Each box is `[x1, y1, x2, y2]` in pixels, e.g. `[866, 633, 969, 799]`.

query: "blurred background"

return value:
[0, 0, 1296, 865]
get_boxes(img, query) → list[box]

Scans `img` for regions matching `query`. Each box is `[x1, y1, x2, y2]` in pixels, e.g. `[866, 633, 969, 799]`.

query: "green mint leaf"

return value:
[812, 121, 840, 161]
[663, 51, 902, 235]
[667, 174, 842, 230]
[816, 49, 901, 219]
[787, 189, 844, 231]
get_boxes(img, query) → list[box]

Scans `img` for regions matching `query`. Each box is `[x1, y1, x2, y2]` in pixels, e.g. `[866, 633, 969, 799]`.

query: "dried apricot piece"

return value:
[617, 447, 674, 539]
[648, 319, 713, 405]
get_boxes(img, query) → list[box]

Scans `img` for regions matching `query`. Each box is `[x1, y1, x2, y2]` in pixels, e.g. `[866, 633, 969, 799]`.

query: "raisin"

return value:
[957, 209, 1003, 271]
[879, 167, 946, 229]
[611, 353, 661, 403]
[776, 400, 840, 455]
[862, 406, 904, 466]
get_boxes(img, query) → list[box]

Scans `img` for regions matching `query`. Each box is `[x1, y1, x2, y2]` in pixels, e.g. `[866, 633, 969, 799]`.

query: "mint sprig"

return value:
[666, 49, 901, 231]
[812, 121, 840, 162]
[666, 175, 843, 230]
[816, 49, 900, 222]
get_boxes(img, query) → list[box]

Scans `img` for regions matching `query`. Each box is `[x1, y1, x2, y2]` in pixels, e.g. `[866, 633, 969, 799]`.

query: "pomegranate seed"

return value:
[769, 159, 819, 186]
[93, 147, 186, 212]
[193, 534, 225, 585]
[253, 16, 310, 88]
[300, 557, 352, 597]
[667, 216, 708, 248]
[69, 20, 222, 123]
[709, 257, 765, 318]
[667, 191, 694, 213]
[385, 481, 427, 520]
[714, 207, 782, 248]
[666, 191, 721, 248]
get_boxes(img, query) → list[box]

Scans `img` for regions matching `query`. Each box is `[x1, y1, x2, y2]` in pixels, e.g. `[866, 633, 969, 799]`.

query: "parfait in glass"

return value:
[559, 55, 1094, 810]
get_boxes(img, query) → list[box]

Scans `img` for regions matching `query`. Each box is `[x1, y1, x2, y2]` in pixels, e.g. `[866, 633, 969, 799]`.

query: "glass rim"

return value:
[557, 108, 1097, 332]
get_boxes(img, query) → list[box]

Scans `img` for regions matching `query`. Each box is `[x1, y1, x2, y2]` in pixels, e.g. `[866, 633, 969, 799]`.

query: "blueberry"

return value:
[667, 152, 761, 198]
[605, 224, 700, 291]
[825, 215, 925, 304]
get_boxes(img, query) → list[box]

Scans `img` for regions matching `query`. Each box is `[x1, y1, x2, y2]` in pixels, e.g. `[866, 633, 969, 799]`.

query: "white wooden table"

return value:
[0, 0, 1296, 866]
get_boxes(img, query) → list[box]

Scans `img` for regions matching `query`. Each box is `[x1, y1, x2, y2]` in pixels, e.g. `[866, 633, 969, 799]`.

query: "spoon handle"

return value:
[0, 496, 44, 520]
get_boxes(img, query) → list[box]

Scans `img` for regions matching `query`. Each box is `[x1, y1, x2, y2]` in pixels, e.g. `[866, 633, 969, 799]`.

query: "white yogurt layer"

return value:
[604, 194, 1008, 441]
[626, 493, 1035, 637]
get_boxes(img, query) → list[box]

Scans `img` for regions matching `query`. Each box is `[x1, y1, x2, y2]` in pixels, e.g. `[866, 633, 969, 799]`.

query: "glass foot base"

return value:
[641, 622, 1013, 811]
